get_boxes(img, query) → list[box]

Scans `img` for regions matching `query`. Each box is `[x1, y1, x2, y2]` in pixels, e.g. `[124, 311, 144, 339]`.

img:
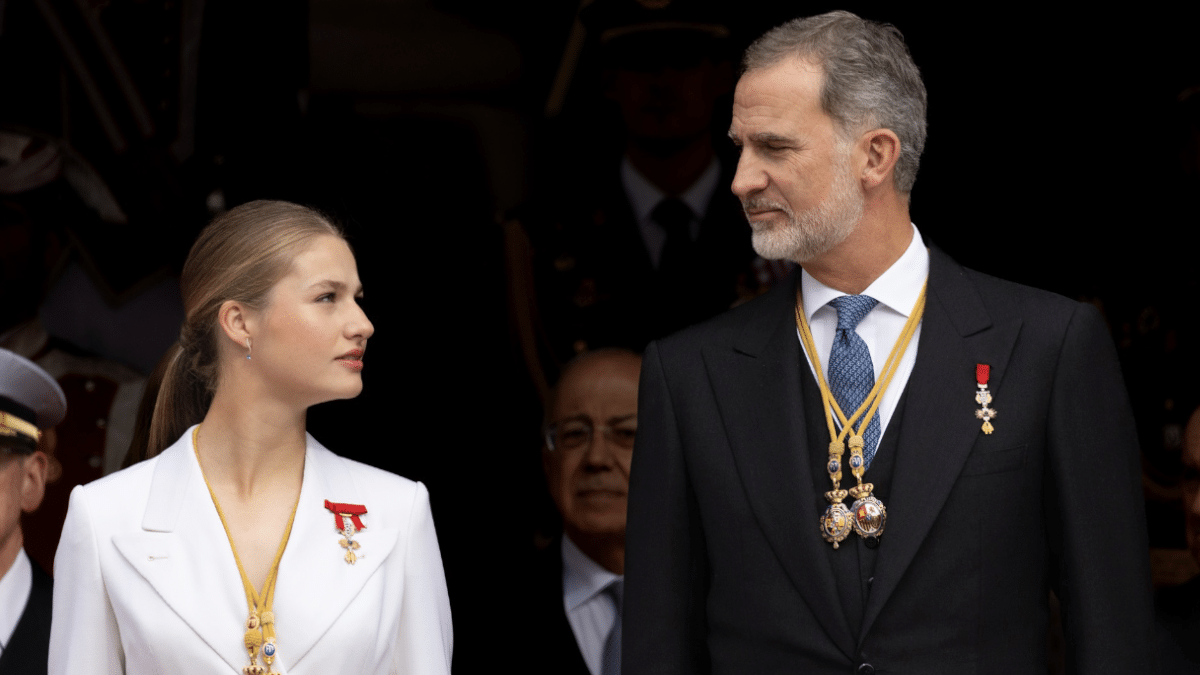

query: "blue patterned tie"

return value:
[827, 295, 881, 468]
[601, 578, 623, 675]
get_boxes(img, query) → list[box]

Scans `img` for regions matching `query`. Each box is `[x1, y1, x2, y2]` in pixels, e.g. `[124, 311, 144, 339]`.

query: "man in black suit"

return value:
[624, 11, 1155, 675]
[0, 348, 66, 675]
[529, 1, 762, 366]
[531, 349, 639, 675]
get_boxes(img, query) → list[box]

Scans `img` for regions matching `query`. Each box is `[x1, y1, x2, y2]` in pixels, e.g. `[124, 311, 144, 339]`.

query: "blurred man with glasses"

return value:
[531, 349, 640, 675]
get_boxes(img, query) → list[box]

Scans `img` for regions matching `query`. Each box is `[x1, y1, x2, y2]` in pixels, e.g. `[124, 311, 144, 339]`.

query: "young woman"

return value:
[49, 201, 452, 674]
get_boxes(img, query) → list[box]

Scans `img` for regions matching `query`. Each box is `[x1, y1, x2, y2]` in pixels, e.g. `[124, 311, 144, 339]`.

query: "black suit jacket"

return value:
[0, 559, 51, 675]
[624, 247, 1156, 674]
[1154, 574, 1200, 673]
[526, 541, 591, 675]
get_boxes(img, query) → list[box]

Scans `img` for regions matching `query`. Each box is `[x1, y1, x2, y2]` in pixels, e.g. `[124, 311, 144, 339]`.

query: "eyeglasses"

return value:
[544, 416, 637, 452]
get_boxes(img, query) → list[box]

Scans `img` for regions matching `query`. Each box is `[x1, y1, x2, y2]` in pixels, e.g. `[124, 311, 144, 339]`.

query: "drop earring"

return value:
[245, 338, 252, 360]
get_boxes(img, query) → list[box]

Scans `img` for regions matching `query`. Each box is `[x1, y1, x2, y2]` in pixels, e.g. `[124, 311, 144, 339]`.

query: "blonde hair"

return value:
[134, 200, 343, 459]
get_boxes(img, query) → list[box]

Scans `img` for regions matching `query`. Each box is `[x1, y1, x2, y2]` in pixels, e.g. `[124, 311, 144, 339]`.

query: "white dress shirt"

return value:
[0, 548, 32, 653]
[798, 223, 929, 441]
[561, 536, 621, 675]
[620, 155, 720, 269]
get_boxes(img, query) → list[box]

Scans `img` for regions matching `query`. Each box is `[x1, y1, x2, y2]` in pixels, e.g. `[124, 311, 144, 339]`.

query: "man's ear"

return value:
[20, 451, 48, 513]
[857, 128, 901, 191]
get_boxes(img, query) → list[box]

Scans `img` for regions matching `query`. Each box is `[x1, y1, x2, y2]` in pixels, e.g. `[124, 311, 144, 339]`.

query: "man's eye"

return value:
[613, 428, 637, 445]
[562, 428, 589, 440]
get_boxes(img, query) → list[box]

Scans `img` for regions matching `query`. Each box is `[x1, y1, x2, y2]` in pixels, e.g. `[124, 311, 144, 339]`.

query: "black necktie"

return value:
[652, 197, 694, 273]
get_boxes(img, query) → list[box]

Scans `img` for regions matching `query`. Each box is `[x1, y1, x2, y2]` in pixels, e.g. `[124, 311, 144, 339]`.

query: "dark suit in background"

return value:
[0, 562, 51, 675]
[531, 161, 755, 363]
[526, 541, 592, 675]
[624, 248, 1155, 674]
[1156, 574, 1200, 673]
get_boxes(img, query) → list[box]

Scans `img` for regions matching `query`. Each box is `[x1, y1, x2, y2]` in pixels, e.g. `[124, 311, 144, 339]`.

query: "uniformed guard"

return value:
[0, 348, 66, 675]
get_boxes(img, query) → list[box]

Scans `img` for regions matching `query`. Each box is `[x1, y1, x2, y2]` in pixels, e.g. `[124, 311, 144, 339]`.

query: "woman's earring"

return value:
[245, 338, 252, 361]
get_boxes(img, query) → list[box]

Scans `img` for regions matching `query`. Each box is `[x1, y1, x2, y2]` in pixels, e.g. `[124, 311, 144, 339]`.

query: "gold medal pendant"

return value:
[846, 437, 886, 543]
[821, 493, 854, 548]
[819, 442, 852, 548]
[849, 484, 887, 539]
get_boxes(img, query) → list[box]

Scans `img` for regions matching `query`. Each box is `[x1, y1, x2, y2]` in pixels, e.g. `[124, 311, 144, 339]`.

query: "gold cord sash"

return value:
[794, 282, 927, 548]
[193, 425, 301, 674]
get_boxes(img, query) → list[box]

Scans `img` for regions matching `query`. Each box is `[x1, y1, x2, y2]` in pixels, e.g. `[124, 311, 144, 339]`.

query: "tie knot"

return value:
[828, 295, 878, 332]
[650, 197, 693, 238]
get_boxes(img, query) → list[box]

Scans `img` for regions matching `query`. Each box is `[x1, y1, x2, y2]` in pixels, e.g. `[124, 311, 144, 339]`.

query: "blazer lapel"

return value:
[111, 430, 250, 671]
[272, 436, 400, 669]
[859, 249, 1022, 642]
[702, 275, 857, 659]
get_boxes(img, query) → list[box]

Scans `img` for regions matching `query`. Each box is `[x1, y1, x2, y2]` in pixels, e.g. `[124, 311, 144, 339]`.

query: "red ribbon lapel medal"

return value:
[324, 500, 367, 564]
[974, 364, 997, 434]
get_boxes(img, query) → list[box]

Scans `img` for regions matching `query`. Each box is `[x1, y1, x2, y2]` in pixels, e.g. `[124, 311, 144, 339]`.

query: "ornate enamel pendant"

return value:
[820, 490, 853, 548]
[974, 363, 997, 434]
[325, 500, 367, 565]
[262, 637, 277, 671]
[849, 484, 887, 539]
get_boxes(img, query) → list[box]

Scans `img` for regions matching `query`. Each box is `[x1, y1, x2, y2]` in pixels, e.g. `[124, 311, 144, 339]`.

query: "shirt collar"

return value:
[801, 223, 929, 322]
[561, 535, 621, 612]
[620, 154, 721, 223]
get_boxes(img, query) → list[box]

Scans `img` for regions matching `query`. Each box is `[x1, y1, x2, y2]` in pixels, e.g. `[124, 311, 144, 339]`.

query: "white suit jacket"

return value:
[49, 426, 453, 674]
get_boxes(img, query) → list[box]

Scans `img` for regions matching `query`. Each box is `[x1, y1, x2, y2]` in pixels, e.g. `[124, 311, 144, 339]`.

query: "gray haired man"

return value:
[624, 11, 1154, 675]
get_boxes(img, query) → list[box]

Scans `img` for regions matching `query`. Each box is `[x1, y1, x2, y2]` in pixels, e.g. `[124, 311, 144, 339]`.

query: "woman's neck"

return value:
[197, 387, 307, 500]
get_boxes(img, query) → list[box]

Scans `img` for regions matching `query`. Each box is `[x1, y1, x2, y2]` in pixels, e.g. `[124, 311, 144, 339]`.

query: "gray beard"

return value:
[745, 154, 864, 264]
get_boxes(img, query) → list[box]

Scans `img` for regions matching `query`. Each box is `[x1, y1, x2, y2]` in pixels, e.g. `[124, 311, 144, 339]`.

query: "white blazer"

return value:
[49, 426, 453, 674]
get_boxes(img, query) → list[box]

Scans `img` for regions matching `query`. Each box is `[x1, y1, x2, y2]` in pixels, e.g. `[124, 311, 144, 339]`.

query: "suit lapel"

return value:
[859, 249, 1022, 642]
[112, 430, 250, 671]
[272, 436, 399, 668]
[113, 431, 401, 672]
[701, 275, 857, 659]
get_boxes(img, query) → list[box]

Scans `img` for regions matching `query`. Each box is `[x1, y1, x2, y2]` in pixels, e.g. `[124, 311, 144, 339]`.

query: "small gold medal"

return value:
[325, 500, 368, 564]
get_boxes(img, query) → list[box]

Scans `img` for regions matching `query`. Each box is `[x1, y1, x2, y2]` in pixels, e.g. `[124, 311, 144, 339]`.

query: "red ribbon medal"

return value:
[324, 500, 367, 531]
[324, 500, 367, 564]
[974, 364, 997, 434]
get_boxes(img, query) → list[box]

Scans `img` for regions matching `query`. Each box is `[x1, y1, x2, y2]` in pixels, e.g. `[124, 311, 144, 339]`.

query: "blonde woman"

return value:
[50, 201, 452, 674]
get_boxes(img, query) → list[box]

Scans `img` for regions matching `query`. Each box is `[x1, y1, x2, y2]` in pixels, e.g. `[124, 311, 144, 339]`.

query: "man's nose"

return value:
[731, 150, 767, 200]
[582, 429, 617, 467]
